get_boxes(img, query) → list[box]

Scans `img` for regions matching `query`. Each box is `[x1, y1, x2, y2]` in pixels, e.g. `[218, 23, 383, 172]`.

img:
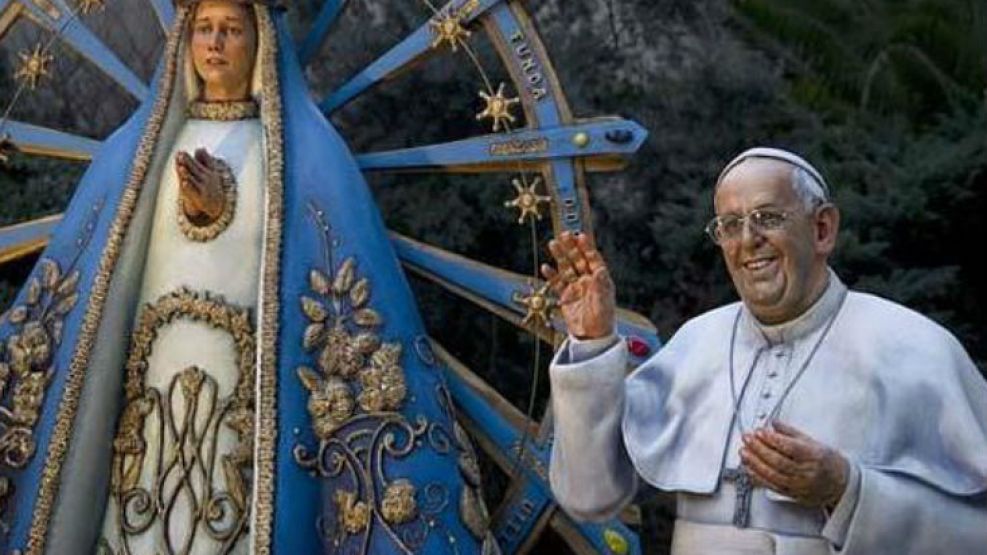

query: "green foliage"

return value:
[732, 0, 987, 126]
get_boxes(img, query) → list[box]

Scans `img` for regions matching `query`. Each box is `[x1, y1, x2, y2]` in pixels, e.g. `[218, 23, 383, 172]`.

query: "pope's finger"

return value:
[548, 239, 576, 275]
[540, 264, 566, 295]
[568, 246, 591, 275]
[771, 421, 812, 440]
[741, 447, 793, 492]
[744, 434, 798, 475]
[758, 429, 817, 462]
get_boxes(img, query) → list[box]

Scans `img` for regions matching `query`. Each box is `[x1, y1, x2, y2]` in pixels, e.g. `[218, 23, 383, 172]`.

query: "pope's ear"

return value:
[815, 203, 840, 254]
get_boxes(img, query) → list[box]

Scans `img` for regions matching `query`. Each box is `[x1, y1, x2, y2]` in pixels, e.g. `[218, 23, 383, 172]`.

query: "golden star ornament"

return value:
[476, 83, 520, 132]
[15, 43, 54, 90]
[429, 10, 471, 52]
[515, 282, 555, 329]
[504, 176, 551, 224]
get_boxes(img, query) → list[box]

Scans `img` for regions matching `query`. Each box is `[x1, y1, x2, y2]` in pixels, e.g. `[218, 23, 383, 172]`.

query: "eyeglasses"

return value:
[705, 208, 791, 244]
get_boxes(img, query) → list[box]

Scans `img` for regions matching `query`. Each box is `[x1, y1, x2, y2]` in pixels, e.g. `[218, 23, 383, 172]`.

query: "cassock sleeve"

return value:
[549, 335, 639, 522]
[832, 466, 987, 554]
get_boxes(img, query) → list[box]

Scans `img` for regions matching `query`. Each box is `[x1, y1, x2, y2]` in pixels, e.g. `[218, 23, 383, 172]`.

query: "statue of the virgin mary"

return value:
[0, 1, 495, 553]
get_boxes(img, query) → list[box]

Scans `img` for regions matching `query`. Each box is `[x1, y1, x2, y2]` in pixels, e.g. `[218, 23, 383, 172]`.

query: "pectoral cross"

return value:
[722, 466, 753, 528]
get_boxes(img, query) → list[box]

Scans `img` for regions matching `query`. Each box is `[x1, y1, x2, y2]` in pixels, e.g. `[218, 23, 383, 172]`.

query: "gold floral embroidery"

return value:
[380, 479, 417, 525]
[334, 490, 370, 534]
[296, 257, 408, 438]
[0, 259, 79, 471]
[176, 155, 237, 242]
[108, 289, 255, 554]
[186, 100, 259, 121]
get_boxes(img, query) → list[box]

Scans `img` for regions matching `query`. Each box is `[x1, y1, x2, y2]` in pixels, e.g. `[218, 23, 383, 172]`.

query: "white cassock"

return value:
[99, 115, 264, 554]
[549, 271, 987, 555]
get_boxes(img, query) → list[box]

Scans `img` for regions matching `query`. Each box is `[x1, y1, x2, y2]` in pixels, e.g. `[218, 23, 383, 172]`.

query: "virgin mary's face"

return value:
[190, 0, 257, 101]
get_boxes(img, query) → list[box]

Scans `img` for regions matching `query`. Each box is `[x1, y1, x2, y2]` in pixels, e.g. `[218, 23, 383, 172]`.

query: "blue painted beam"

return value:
[319, 0, 504, 114]
[357, 118, 648, 172]
[146, 0, 174, 31]
[16, 0, 149, 100]
[0, 214, 62, 264]
[391, 232, 662, 363]
[436, 343, 642, 555]
[491, 475, 554, 553]
[3, 119, 101, 160]
[295, 0, 345, 66]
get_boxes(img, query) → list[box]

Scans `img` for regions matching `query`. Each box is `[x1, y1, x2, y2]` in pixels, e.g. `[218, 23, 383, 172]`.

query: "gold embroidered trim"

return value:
[176, 156, 237, 242]
[0, 260, 79, 471]
[27, 7, 190, 554]
[252, 6, 284, 553]
[108, 288, 255, 554]
[187, 100, 259, 121]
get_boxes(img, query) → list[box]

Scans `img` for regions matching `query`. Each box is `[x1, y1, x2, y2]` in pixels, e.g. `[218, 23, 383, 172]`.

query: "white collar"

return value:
[740, 268, 846, 346]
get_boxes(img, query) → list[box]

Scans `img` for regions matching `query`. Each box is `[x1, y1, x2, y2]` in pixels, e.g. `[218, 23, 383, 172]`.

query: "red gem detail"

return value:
[626, 336, 650, 358]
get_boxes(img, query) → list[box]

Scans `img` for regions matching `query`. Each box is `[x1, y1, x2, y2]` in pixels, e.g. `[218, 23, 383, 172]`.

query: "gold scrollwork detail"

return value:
[176, 156, 238, 243]
[0, 259, 79, 470]
[107, 288, 255, 554]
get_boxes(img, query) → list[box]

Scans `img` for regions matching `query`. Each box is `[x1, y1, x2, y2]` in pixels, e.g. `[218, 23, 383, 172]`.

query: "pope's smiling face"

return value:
[190, 1, 256, 101]
[714, 159, 839, 324]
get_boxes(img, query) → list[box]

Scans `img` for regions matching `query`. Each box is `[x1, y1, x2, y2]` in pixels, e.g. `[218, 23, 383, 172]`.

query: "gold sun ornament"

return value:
[514, 282, 555, 329]
[76, 0, 106, 14]
[476, 83, 520, 133]
[14, 43, 54, 90]
[428, 9, 471, 52]
[504, 176, 551, 224]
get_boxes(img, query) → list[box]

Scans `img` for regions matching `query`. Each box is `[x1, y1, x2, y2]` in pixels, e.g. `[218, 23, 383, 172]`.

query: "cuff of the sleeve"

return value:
[567, 333, 620, 362]
[821, 458, 861, 549]
[550, 336, 627, 390]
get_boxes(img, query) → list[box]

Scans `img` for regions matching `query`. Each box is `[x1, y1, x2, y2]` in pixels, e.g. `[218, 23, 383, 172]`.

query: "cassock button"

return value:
[758, 412, 768, 420]
[774, 349, 785, 358]
[767, 370, 778, 378]
[761, 390, 772, 399]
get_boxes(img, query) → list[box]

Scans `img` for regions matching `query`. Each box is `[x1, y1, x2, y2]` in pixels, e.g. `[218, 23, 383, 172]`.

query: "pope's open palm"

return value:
[541, 231, 616, 340]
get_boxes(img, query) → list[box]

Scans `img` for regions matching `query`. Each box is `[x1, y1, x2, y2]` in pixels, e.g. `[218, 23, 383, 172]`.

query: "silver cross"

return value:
[722, 466, 754, 528]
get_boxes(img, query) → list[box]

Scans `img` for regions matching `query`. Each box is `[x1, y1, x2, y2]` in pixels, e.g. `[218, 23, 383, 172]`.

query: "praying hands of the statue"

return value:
[740, 421, 850, 509]
[176, 148, 227, 225]
[541, 231, 616, 340]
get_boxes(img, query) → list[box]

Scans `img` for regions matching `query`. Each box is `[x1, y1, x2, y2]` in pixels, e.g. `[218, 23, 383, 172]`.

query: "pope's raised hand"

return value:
[540, 231, 616, 340]
[176, 148, 226, 223]
[740, 421, 850, 508]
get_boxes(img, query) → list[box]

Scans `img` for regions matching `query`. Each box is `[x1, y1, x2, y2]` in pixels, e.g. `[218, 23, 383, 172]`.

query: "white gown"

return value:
[99, 116, 264, 555]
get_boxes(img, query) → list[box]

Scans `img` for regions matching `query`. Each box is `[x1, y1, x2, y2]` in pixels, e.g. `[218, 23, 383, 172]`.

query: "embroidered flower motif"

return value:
[297, 256, 409, 435]
[299, 369, 355, 439]
[335, 490, 370, 534]
[381, 479, 417, 524]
